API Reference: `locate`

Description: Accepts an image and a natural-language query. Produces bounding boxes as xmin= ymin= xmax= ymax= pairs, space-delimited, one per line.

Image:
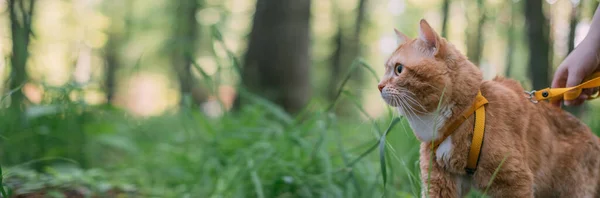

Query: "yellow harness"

xmin=432 ymin=91 xmax=488 ymax=174
xmin=440 ymin=72 xmax=600 ymax=174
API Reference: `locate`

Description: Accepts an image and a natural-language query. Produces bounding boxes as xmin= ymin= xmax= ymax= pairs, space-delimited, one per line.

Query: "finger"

xmin=552 ymin=66 xmax=568 ymax=88
xmin=583 ymin=87 xmax=599 ymax=97
xmin=564 ymin=69 xmax=586 ymax=106
xmin=565 ymin=69 xmax=585 ymax=88
xmin=551 ymin=99 xmax=562 ymax=107
xmin=582 ymin=88 xmax=595 ymax=95
xmin=566 ymin=95 xmax=588 ymax=106
xmin=567 ymin=98 xmax=586 ymax=106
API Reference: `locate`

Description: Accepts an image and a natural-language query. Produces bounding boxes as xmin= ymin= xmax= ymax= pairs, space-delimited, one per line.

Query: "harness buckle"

xmin=524 ymin=90 xmax=538 ymax=104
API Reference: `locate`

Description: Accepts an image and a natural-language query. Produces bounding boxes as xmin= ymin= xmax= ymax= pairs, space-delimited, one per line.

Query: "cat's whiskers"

xmin=396 ymin=89 xmax=428 ymax=114
xmin=402 ymin=95 xmax=428 ymax=113
xmin=399 ymin=95 xmax=425 ymax=124
xmin=401 ymin=98 xmax=423 ymax=117
xmin=395 ymin=97 xmax=413 ymax=120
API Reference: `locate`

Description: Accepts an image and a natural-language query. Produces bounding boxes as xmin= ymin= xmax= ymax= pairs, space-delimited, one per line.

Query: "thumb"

xmin=551 ymin=66 xmax=567 ymax=88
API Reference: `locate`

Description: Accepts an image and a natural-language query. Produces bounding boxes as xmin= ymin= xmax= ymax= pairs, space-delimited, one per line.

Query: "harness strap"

xmin=432 ymin=91 xmax=487 ymax=174
xmin=466 ymin=102 xmax=486 ymax=174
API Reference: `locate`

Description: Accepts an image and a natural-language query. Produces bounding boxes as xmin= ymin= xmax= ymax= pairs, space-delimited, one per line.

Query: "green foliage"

xmin=3 ymin=166 xmax=135 ymax=197
xmin=0 ymin=86 xmax=426 ymax=197
xmin=105 ymin=103 xmax=413 ymax=197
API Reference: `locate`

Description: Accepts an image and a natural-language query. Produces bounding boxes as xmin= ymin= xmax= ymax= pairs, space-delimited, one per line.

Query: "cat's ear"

xmin=418 ymin=19 xmax=440 ymax=54
xmin=394 ymin=28 xmax=409 ymax=46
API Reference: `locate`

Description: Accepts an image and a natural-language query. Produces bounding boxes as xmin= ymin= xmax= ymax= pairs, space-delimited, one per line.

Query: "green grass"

xmin=0 ymin=91 xmax=426 ymax=197
xmin=0 ymin=60 xmax=516 ymax=197
xmin=5 ymin=84 xmax=600 ymax=197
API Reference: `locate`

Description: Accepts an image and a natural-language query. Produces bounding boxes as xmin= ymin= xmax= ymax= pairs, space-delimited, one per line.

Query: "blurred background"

xmin=0 ymin=0 xmax=599 ymax=197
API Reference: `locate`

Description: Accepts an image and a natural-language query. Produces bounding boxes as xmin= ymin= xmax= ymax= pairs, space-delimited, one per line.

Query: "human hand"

xmin=551 ymin=40 xmax=600 ymax=107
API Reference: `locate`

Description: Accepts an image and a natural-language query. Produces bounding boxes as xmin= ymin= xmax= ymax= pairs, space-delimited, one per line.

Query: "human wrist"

xmin=580 ymin=31 xmax=600 ymax=53
xmin=584 ymin=29 xmax=600 ymax=45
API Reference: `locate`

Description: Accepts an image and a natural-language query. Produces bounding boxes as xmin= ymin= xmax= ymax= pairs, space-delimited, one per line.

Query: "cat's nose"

xmin=378 ymin=84 xmax=385 ymax=92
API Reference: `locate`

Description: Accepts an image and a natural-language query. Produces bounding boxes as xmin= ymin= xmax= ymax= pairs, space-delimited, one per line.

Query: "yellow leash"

xmin=525 ymin=72 xmax=600 ymax=103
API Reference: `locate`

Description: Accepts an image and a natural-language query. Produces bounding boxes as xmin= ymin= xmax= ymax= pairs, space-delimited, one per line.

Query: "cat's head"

xmin=378 ymin=19 xmax=482 ymax=115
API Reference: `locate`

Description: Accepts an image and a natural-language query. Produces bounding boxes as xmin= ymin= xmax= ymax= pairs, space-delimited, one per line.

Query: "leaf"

xmin=357 ymin=58 xmax=381 ymax=83
xmin=379 ymin=117 xmax=400 ymax=191
xmin=250 ymin=170 xmax=264 ymax=198
xmin=236 ymin=88 xmax=293 ymax=125
xmin=0 ymin=83 xmax=25 ymax=103
xmin=0 ymin=166 xmax=8 ymax=198
xmin=25 ymin=105 xmax=61 ymax=119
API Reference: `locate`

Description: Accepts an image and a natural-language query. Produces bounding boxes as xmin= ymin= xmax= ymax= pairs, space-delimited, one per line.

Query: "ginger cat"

xmin=378 ymin=19 xmax=600 ymax=197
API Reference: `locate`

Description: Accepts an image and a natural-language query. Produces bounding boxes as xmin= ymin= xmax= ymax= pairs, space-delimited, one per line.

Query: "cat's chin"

xmin=382 ymin=99 xmax=399 ymax=107
xmin=382 ymin=100 xmax=397 ymax=107
xmin=395 ymin=107 xmax=407 ymax=116
xmin=380 ymin=92 xmax=399 ymax=107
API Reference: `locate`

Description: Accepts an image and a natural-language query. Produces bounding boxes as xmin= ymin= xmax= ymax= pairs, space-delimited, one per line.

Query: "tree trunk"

xmin=103 ymin=0 xmax=133 ymax=104
xmin=594 ymin=0 xmax=600 ymax=18
xmin=239 ymin=0 xmax=312 ymax=114
xmin=441 ymin=0 xmax=451 ymax=38
xmin=466 ymin=0 xmax=485 ymax=65
xmin=568 ymin=2 xmax=581 ymax=53
xmin=327 ymin=0 xmax=368 ymax=109
xmin=104 ymin=35 xmax=119 ymax=103
xmin=328 ymin=25 xmax=343 ymax=101
xmin=171 ymin=0 xmax=202 ymax=107
xmin=354 ymin=0 xmax=368 ymax=42
xmin=8 ymin=0 xmax=34 ymax=112
xmin=505 ymin=0 xmax=517 ymax=77
xmin=524 ymin=0 xmax=550 ymax=90
xmin=7 ymin=0 xmax=35 ymax=169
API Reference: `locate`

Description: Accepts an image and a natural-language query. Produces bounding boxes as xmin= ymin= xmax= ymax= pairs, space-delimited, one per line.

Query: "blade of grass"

xmin=0 ymin=165 xmax=8 ymax=198
xmin=356 ymin=58 xmax=380 ymax=83
xmin=342 ymin=90 xmax=378 ymax=130
xmin=188 ymin=54 xmax=213 ymax=82
xmin=0 ymin=83 xmax=24 ymax=103
xmin=379 ymin=117 xmax=401 ymax=191
xmin=3 ymin=157 xmax=79 ymax=178
xmin=131 ymin=52 xmax=144 ymax=74
xmin=385 ymin=147 xmax=395 ymax=194
xmin=236 ymin=87 xmax=293 ymax=124
xmin=187 ymin=55 xmax=228 ymax=112
xmin=250 ymin=169 xmax=265 ymax=198
xmin=481 ymin=153 xmax=509 ymax=197
xmin=345 ymin=117 xmax=402 ymax=168
xmin=339 ymin=130 xmax=389 ymax=183
xmin=222 ymin=151 xmax=276 ymax=193
xmin=326 ymin=59 xmax=360 ymax=112
xmin=427 ymin=86 xmax=447 ymax=198
xmin=211 ymin=25 xmax=241 ymax=75
xmin=329 ymin=113 xmax=362 ymax=196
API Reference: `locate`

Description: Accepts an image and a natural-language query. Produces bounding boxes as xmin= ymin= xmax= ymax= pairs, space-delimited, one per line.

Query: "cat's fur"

xmin=378 ymin=19 xmax=600 ymax=197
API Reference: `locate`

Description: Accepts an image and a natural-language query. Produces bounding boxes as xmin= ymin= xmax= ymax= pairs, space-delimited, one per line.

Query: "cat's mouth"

xmin=380 ymin=87 xmax=401 ymax=107
xmin=381 ymin=87 xmax=428 ymax=115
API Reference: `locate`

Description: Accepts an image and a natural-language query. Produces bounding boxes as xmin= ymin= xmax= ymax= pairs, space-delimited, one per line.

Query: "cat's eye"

xmin=394 ymin=64 xmax=403 ymax=75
